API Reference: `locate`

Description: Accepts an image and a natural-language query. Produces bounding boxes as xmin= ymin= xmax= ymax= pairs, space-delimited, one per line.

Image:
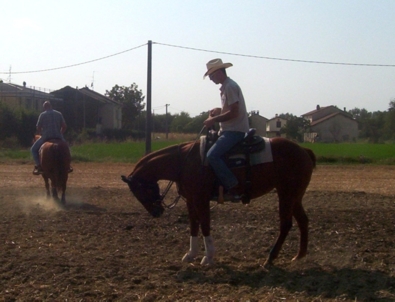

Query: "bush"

xmin=0 ymin=101 xmax=151 ymax=146
xmin=64 ymin=128 xmax=146 ymax=145
xmin=0 ymin=136 xmax=20 ymax=149
xmin=102 ymin=128 xmax=145 ymax=141
xmin=0 ymin=103 xmax=37 ymax=147
xmin=16 ymin=110 xmax=37 ymax=147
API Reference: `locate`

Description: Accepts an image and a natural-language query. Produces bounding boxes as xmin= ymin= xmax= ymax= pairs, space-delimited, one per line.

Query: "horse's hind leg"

xmin=44 ymin=177 xmax=50 ymax=198
xmin=60 ymin=191 xmax=66 ymax=205
xmin=292 ymin=201 xmax=308 ymax=261
xmin=264 ymin=197 xmax=293 ymax=267
xmin=60 ymin=185 xmax=66 ymax=205
xmin=51 ymin=186 xmax=59 ymax=201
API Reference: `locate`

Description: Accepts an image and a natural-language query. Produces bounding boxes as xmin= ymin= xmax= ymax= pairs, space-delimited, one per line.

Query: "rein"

xmin=159 ymin=126 xmax=205 ymax=209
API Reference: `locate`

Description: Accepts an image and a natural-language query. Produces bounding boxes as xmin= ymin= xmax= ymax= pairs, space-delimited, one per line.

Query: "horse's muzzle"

xmin=151 ymin=203 xmax=165 ymax=218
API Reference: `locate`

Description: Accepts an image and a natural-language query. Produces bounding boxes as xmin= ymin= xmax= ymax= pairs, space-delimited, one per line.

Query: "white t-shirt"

xmin=219 ymin=77 xmax=249 ymax=133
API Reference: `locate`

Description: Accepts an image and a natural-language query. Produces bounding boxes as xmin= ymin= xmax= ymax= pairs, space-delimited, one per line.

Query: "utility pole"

xmin=145 ymin=40 xmax=152 ymax=154
xmin=165 ymin=104 xmax=170 ymax=139
xmin=152 ymin=109 xmax=155 ymax=139
xmin=7 ymin=66 xmax=11 ymax=83
xmin=91 ymin=71 xmax=95 ymax=90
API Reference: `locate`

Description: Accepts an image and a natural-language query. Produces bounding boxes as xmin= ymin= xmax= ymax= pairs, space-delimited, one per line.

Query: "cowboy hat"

xmin=203 ymin=58 xmax=233 ymax=78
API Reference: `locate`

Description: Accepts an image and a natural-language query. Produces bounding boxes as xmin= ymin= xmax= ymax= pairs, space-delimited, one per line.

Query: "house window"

xmin=276 ymin=120 xmax=281 ymax=128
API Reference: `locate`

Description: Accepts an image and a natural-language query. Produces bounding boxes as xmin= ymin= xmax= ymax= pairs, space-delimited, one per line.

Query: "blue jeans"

xmin=206 ymin=131 xmax=245 ymax=190
xmin=31 ymin=135 xmax=65 ymax=166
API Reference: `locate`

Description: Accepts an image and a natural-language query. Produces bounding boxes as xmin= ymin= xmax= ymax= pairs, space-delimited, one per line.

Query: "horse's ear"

xmin=121 ymin=175 xmax=131 ymax=184
xmin=122 ymin=175 xmax=141 ymax=190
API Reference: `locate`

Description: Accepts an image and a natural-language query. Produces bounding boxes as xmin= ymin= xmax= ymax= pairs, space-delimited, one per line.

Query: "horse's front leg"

xmin=198 ymin=198 xmax=215 ymax=266
xmin=201 ymin=235 xmax=215 ymax=266
xmin=181 ymin=196 xmax=215 ymax=265
xmin=182 ymin=200 xmax=200 ymax=263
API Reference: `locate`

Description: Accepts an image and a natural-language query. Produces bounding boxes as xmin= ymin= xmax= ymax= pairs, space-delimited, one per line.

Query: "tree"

xmin=183 ymin=112 xmax=209 ymax=133
xmin=278 ymin=113 xmax=310 ymax=142
xmin=383 ymin=99 xmax=395 ymax=140
xmin=170 ymin=112 xmax=192 ymax=133
xmin=105 ymin=83 xmax=145 ymax=130
xmin=152 ymin=113 xmax=175 ymax=133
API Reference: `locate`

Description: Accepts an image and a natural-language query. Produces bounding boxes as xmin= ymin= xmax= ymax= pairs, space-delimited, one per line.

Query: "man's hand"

xmin=209 ymin=108 xmax=221 ymax=117
xmin=203 ymin=116 xmax=216 ymax=129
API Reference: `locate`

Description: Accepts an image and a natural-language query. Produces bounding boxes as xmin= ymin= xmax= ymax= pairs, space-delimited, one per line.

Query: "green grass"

xmin=2 ymin=140 xmax=395 ymax=164
xmin=0 ymin=139 xmax=192 ymax=164
xmin=71 ymin=140 xmax=186 ymax=163
xmin=301 ymin=142 xmax=395 ymax=164
xmin=0 ymin=149 xmax=32 ymax=162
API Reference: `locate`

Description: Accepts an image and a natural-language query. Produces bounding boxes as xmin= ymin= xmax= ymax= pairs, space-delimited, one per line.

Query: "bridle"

xmin=159 ymin=126 xmax=205 ymax=209
xmin=158 ymin=181 xmax=182 ymax=209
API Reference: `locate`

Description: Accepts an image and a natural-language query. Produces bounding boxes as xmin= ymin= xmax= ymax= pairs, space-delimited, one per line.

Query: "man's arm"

xmin=60 ymin=121 xmax=67 ymax=134
xmin=203 ymin=102 xmax=239 ymax=128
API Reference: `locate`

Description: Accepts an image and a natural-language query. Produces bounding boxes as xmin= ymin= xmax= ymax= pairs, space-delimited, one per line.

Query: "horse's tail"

xmin=51 ymin=143 xmax=69 ymax=189
xmin=304 ymin=148 xmax=316 ymax=169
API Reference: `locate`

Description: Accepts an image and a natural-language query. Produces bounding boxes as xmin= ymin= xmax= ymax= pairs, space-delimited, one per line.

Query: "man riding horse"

xmin=203 ymin=58 xmax=249 ymax=202
xmin=31 ymin=101 xmax=73 ymax=175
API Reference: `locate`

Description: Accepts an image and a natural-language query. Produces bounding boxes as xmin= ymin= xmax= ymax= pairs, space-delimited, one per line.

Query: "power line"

xmin=154 ymin=42 xmax=395 ymax=67
xmin=3 ymin=41 xmax=395 ymax=76
xmin=152 ymin=105 xmax=166 ymax=111
xmin=0 ymin=43 xmax=147 ymax=74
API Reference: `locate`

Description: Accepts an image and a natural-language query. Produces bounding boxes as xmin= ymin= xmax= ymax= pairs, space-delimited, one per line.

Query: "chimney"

xmin=23 ymin=81 xmax=26 ymax=87
xmin=316 ymin=105 xmax=320 ymax=110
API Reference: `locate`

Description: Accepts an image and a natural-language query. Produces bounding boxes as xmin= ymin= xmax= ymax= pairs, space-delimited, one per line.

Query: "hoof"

xmin=182 ymin=253 xmax=196 ymax=263
xmin=200 ymin=256 xmax=214 ymax=266
xmin=292 ymin=253 xmax=306 ymax=262
xmin=263 ymin=258 xmax=273 ymax=268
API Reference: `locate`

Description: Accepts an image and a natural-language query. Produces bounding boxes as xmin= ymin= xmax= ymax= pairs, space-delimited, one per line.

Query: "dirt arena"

xmin=1 ymin=163 xmax=395 ymax=301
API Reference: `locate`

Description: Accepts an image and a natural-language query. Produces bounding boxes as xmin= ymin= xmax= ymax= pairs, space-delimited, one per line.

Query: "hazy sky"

xmin=2 ymin=0 xmax=395 ymax=119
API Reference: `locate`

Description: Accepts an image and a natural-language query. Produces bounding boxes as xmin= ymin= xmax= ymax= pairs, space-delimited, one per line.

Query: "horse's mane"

xmin=132 ymin=141 xmax=198 ymax=175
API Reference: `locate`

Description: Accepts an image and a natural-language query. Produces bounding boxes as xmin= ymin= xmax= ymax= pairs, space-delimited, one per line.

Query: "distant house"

xmin=249 ymin=110 xmax=268 ymax=136
xmin=266 ymin=114 xmax=287 ymax=138
xmin=0 ymin=81 xmax=62 ymax=111
xmin=302 ymin=105 xmax=358 ymax=142
xmin=51 ymin=86 xmax=122 ymax=131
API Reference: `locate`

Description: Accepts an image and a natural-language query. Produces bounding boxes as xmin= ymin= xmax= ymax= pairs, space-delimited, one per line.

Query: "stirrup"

xmin=33 ymin=166 xmax=43 ymax=175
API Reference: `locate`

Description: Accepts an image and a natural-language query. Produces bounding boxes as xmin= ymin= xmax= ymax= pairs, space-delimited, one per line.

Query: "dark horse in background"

xmin=122 ymin=136 xmax=316 ymax=266
xmin=35 ymin=135 xmax=71 ymax=204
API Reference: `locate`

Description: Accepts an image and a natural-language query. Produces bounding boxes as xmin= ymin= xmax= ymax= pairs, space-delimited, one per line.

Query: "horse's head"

xmin=121 ymin=175 xmax=164 ymax=218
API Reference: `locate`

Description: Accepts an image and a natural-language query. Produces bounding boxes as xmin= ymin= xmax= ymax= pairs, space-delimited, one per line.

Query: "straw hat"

xmin=203 ymin=58 xmax=233 ymax=78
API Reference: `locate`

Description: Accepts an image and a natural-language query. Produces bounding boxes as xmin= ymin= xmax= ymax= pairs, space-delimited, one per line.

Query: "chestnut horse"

xmin=122 ymin=137 xmax=316 ymax=266
xmin=37 ymin=136 xmax=71 ymax=204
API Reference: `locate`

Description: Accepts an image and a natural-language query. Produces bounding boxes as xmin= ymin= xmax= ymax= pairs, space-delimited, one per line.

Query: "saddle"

xmin=204 ymin=128 xmax=265 ymax=165
xmin=203 ymin=128 xmax=266 ymax=204
xmin=44 ymin=137 xmax=64 ymax=143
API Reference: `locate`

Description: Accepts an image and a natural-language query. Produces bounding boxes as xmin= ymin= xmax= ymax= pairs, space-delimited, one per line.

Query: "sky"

xmin=2 ymin=0 xmax=395 ymax=119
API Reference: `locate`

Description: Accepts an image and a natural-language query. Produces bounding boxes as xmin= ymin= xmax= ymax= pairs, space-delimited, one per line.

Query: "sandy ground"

xmin=1 ymin=163 xmax=395 ymax=301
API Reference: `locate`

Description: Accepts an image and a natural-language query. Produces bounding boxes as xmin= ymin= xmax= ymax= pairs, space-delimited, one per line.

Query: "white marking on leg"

xmin=182 ymin=236 xmax=199 ymax=263
xmin=201 ymin=235 xmax=215 ymax=265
